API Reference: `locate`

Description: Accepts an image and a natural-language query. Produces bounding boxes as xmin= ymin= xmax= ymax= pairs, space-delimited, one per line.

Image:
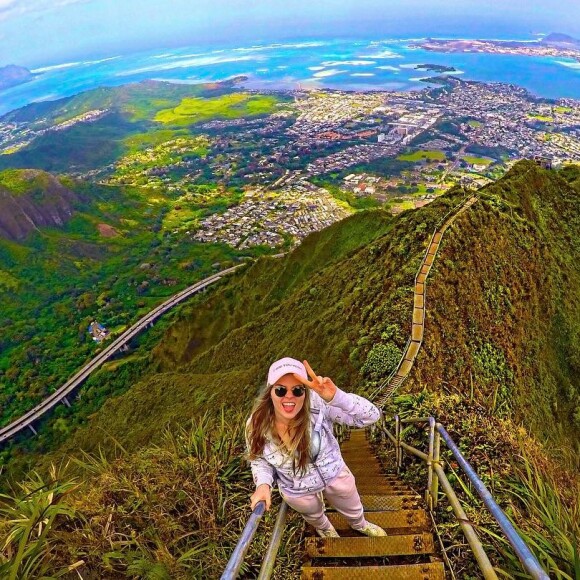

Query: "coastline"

xmin=2 ymin=36 xmax=580 ymax=117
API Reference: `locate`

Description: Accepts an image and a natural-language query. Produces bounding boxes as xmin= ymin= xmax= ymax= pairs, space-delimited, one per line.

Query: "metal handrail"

xmin=257 ymin=501 xmax=288 ymax=580
xmin=437 ymin=424 xmax=549 ymax=580
xmin=374 ymin=415 xmax=549 ymax=580
xmin=221 ymin=501 xmax=266 ymax=580
xmin=222 ymin=500 xmax=289 ymax=580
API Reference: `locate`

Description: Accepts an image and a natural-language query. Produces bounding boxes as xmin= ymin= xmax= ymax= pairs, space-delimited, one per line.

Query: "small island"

xmin=412 ymin=32 xmax=580 ymax=63
xmin=415 ymin=63 xmax=457 ymax=73
xmin=0 ymin=65 xmax=35 ymax=91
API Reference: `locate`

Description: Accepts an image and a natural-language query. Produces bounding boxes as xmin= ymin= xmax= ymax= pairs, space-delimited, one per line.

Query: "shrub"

xmin=361 ymin=342 xmax=402 ymax=379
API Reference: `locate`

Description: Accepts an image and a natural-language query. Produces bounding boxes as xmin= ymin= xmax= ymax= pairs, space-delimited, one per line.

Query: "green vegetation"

xmin=0 ymin=174 xmax=273 ymax=431
xmin=124 ymin=129 xmax=190 ymax=152
xmin=154 ymin=94 xmax=282 ymax=126
xmin=374 ymin=389 xmax=580 ymax=579
xmin=2 ymin=158 xmax=580 ymax=578
xmin=554 ymin=106 xmax=573 ymax=114
xmin=361 ymin=342 xmax=402 ymax=378
xmin=0 ymin=112 xmax=137 ymax=173
xmin=467 ymin=120 xmax=483 ymax=128
xmin=311 ymin=181 xmax=382 ymax=210
xmin=397 ymin=149 xmax=446 ymax=162
xmin=462 ymin=155 xmax=493 ymax=166
xmin=465 ymin=143 xmax=515 ymax=159
xmin=0 ymin=83 xmax=287 ymax=173
xmin=0 ymin=269 xmax=18 ymax=290
xmin=528 ymin=113 xmax=554 ymax=122
xmin=109 ymin=135 xmax=211 ymax=188
xmin=0 ymin=412 xmax=305 ymax=579
xmin=0 ymin=169 xmax=52 ymax=195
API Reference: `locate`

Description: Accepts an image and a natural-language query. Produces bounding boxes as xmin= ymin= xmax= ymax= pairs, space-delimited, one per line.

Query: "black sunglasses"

xmin=272 ymin=385 xmax=306 ymax=397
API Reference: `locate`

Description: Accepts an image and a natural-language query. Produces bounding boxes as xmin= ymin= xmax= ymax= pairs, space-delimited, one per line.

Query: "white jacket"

xmin=249 ymin=388 xmax=380 ymax=497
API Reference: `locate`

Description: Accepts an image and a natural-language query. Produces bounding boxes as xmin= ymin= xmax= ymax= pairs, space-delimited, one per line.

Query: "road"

xmin=0 ymin=265 xmax=242 ymax=444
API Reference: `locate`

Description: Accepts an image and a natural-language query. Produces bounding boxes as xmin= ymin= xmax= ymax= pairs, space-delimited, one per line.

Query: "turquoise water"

xmin=1 ymin=38 xmax=579 ymax=116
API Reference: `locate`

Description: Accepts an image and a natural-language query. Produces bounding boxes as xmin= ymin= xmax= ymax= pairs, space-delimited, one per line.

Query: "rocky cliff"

xmin=0 ymin=170 xmax=80 ymax=240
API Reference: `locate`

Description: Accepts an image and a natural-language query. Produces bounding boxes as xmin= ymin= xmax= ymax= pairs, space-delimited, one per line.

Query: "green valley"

xmin=1 ymin=161 xmax=579 ymax=579
xmin=0 ymin=73 xmax=579 ymax=580
xmin=154 ymin=93 xmax=284 ymax=125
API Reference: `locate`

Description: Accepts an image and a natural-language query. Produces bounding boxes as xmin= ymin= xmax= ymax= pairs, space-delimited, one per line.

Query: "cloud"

xmin=114 ymin=54 xmax=260 ymax=77
xmin=312 ymin=68 xmax=347 ymax=78
xmin=0 ymin=0 xmax=92 ymax=22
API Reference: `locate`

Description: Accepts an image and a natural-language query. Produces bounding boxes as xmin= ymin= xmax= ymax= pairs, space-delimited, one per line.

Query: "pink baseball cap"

xmin=267 ymin=357 xmax=307 ymax=385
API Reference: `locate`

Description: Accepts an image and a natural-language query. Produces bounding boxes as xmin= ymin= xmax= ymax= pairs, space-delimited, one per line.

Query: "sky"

xmin=1 ymin=0 xmax=580 ymax=68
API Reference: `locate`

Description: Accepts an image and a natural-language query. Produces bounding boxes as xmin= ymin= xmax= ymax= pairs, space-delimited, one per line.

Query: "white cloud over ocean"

xmin=312 ymin=68 xmax=347 ymax=78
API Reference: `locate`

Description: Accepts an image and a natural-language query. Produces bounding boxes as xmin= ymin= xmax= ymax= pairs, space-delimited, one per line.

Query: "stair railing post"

xmin=431 ymin=430 xmax=441 ymax=509
xmin=395 ymin=415 xmax=402 ymax=473
xmin=426 ymin=417 xmax=435 ymax=510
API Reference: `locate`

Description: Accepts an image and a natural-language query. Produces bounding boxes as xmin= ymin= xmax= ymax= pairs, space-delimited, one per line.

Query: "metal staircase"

xmin=301 ymin=428 xmax=445 ymax=579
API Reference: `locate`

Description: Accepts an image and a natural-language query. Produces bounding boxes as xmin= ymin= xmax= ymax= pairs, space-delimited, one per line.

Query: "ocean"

xmin=1 ymin=37 xmax=579 ymax=116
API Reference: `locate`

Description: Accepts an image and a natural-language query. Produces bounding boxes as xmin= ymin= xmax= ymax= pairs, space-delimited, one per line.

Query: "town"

xmin=1 ymin=76 xmax=579 ymax=249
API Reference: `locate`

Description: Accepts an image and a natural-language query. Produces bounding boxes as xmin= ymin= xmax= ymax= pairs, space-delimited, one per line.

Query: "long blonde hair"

xmin=246 ymin=383 xmax=312 ymax=474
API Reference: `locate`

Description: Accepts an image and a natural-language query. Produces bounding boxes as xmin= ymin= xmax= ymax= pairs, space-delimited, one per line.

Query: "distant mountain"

xmin=541 ymin=32 xmax=580 ymax=47
xmin=0 ymin=169 xmax=80 ymax=240
xmin=0 ymin=65 xmax=34 ymax=91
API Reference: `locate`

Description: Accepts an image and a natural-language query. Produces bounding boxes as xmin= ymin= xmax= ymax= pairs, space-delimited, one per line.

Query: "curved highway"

xmin=0 ymin=264 xmax=243 ymax=444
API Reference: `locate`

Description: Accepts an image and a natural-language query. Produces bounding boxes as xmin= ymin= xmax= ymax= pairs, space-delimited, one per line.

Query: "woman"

xmin=246 ymin=357 xmax=387 ymax=538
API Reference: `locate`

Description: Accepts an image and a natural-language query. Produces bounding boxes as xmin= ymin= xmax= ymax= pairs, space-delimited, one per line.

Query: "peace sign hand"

xmin=293 ymin=360 xmax=337 ymax=403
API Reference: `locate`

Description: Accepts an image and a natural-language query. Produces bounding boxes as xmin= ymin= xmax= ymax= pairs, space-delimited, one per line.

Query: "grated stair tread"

xmin=301 ymin=561 xmax=445 ymax=579
xmin=305 ymin=533 xmax=435 ymax=557
xmin=327 ymin=509 xmax=430 ymax=530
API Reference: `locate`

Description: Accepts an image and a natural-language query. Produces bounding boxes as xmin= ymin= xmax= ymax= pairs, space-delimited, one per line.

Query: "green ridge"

xmin=1 ymin=161 xmax=579 ymax=579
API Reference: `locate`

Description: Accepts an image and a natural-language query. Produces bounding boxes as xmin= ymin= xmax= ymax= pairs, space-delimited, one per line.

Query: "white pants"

xmin=281 ymin=467 xmax=366 ymax=531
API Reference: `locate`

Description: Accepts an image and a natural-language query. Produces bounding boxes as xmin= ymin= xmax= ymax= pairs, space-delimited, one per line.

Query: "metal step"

xmin=327 ymin=509 xmax=430 ymax=530
xmin=301 ymin=561 xmax=445 ymax=579
xmin=356 ymin=488 xmax=419 ymax=496
xmin=305 ymin=533 xmax=435 ymax=557
xmin=359 ymin=495 xmax=422 ymax=511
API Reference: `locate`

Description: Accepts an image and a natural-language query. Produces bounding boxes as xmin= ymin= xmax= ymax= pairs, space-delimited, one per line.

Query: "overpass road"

xmin=0 ymin=264 xmax=242 ymax=445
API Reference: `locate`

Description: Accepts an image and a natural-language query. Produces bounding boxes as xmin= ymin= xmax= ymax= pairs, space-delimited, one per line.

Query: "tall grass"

xmin=501 ymin=454 xmax=580 ymax=580
xmin=0 ymin=465 xmax=82 ymax=579
xmin=375 ymin=391 xmax=579 ymax=579
xmin=0 ymin=409 xmax=305 ymax=578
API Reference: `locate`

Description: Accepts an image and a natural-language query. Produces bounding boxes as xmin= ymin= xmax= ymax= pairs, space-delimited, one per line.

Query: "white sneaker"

xmin=356 ymin=522 xmax=387 ymax=537
xmin=316 ymin=524 xmax=340 ymax=538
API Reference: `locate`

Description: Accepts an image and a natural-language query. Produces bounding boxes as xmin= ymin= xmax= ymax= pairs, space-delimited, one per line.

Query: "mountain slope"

xmin=31 ymin=163 xmax=578 ymax=462
xmin=3 ymin=161 xmax=580 ymax=579
xmin=411 ymin=161 xmax=580 ymax=449
xmin=0 ymin=170 xmax=81 ymax=240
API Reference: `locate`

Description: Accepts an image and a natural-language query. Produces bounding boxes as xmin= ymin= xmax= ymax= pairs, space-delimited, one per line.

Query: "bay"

xmin=1 ymin=37 xmax=579 ymax=116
